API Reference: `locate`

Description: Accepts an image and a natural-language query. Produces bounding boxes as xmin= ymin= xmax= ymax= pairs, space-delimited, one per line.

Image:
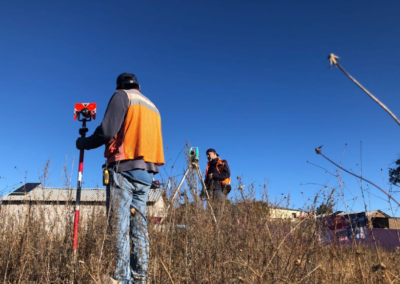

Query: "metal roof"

xmin=271 ymin=207 xmax=301 ymax=212
xmin=0 ymin=183 xmax=164 ymax=203
xmin=148 ymin=188 xmax=164 ymax=203
xmin=316 ymin=210 xmax=391 ymax=218
xmin=336 ymin=210 xmax=391 ymax=218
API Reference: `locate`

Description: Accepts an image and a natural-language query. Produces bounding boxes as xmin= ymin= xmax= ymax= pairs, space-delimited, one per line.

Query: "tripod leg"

xmin=197 ymin=167 xmax=207 ymax=190
xmin=170 ymin=166 xmax=191 ymax=205
xmin=195 ymin=166 xmax=218 ymax=225
xmin=159 ymin=166 xmax=191 ymax=226
xmin=196 ymin=166 xmax=211 ymax=199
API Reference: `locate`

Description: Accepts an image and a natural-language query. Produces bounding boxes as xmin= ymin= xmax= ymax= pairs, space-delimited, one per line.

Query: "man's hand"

xmin=208 ymin=173 xmax=213 ymax=179
xmin=76 ymin=137 xmax=85 ymax=150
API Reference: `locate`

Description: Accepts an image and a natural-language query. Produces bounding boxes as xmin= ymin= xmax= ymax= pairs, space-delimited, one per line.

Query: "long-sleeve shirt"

xmin=78 ymin=89 xmax=159 ymax=173
xmin=205 ymin=158 xmax=231 ymax=191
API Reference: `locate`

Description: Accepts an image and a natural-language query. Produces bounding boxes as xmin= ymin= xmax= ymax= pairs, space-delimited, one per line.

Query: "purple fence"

xmin=357 ymin=229 xmax=400 ymax=250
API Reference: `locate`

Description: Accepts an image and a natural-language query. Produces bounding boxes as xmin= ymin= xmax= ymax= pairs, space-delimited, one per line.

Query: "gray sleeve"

xmin=82 ymin=91 xmax=128 ymax=150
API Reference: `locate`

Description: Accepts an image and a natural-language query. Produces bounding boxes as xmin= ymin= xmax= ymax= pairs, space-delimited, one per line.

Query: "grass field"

xmin=1 ymin=184 xmax=399 ymax=284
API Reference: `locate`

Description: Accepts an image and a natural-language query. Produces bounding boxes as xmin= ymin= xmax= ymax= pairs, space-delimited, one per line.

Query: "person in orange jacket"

xmin=76 ymin=73 xmax=164 ymax=284
xmin=203 ymin=148 xmax=231 ymax=202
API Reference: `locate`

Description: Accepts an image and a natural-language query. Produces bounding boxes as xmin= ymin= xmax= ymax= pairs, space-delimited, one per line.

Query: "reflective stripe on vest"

xmin=104 ymin=89 xmax=165 ymax=165
xmin=205 ymin=158 xmax=231 ymax=185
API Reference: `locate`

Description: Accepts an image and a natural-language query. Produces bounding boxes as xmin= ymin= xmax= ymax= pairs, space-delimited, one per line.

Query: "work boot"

xmin=91 ymin=275 xmax=122 ymax=284
xmin=108 ymin=277 xmax=122 ymax=284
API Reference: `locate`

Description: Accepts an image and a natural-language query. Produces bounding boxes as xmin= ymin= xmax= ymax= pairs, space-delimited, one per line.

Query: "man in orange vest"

xmin=76 ymin=73 xmax=164 ymax=284
xmin=204 ymin=148 xmax=231 ymax=202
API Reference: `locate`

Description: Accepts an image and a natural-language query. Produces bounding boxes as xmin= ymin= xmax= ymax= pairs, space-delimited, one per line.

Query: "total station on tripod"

xmin=74 ymin=103 xmax=97 ymax=135
xmin=189 ymin=147 xmax=199 ymax=163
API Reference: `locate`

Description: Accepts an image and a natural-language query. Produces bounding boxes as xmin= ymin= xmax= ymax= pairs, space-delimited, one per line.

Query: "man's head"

xmin=116 ymin=73 xmax=140 ymax=90
xmin=206 ymin=148 xmax=219 ymax=161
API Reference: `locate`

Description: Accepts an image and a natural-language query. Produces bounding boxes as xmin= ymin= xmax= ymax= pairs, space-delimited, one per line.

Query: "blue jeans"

xmin=212 ymin=189 xmax=226 ymax=202
xmin=212 ymin=189 xmax=226 ymax=220
xmin=106 ymin=170 xmax=153 ymax=284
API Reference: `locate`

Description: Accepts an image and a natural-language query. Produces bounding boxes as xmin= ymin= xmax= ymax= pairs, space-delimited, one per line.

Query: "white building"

xmin=0 ymin=182 xmax=165 ymax=228
xmin=269 ymin=207 xmax=303 ymax=219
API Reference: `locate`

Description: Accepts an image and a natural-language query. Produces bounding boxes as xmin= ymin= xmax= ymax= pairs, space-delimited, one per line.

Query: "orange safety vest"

xmin=104 ymin=89 xmax=165 ymax=165
xmin=206 ymin=158 xmax=231 ymax=185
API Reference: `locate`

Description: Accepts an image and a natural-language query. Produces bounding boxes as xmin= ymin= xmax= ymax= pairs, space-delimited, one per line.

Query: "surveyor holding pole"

xmin=76 ymin=73 xmax=164 ymax=284
xmin=202 ymin=148 xmax=231 ymax=205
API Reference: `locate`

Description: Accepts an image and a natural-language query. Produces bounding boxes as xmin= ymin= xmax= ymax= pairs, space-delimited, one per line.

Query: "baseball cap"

xmin=116 ymin=73 xmax=139 ymax=89
xmin=206 ymin=148 xmax=219 ymax=156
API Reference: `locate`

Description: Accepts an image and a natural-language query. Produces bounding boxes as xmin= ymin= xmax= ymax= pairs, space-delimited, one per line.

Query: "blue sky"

xmin=1 ymin=1 xmax=400 ymax=215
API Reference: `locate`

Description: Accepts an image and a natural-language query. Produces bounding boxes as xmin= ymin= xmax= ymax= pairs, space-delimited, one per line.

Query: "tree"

xmin=389 ymin=158 xmax=400 ymax=186
xmin=316 ymin=203 xmax=333 ymax=216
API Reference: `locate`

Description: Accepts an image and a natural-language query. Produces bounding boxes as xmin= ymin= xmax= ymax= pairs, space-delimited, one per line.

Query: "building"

xmin=269 ymin=207 xmax=303 ymax=219
xmin=0 ymin=182 xmax=165 ymax=227
xmin=334 ymin=210 xmax=397 ymax=229
xmin=318 ymin=210 xmax=400 ymax=229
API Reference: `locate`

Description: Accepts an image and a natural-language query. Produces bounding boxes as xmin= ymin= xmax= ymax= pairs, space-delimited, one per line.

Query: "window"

xmin=292 ymin=213 xmax=297 ymax=218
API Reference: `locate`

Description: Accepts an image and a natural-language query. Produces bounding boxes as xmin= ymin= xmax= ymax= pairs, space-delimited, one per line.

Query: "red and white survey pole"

xmin=72 ymin=103 xmax=96 ymax=264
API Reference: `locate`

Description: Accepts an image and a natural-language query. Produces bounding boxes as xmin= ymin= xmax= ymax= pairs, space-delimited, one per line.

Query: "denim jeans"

xmin=212 ymin=189 xmax=226 ymax=203
xmin=106 ymin=170 xmax=153 ymax=284
xmin=212 ymin=189 xmax=226 ymax=220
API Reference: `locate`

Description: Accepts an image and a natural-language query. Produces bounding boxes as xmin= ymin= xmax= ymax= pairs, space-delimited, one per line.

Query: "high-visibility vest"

xmin=206 ymin=158 xmax=231 ymax=185
xmin=104 ymin=89 xmax=165 ymax=165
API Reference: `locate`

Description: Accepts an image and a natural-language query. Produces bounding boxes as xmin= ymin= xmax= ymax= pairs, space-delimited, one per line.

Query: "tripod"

xmin=167 ymin=159 xmax=217 ymax=224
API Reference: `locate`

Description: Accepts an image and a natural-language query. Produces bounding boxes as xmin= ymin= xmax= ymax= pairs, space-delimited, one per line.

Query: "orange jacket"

xmin=104 ymin=89 xmax=165 ymax=165
xmin=205 ymin=158 xmax=231 ymax=187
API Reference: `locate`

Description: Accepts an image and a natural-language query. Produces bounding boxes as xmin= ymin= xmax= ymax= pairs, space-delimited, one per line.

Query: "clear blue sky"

xmin=1 ymin=0 xmax=400 ymax=215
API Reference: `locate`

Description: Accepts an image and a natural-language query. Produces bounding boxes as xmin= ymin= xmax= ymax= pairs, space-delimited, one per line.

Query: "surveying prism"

xmin=72 ymin=103 xmax=97 ymax=267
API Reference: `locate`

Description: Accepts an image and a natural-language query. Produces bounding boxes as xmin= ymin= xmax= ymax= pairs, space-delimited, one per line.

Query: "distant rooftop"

xmin=335 ymin=210 xmax=390 ymax=218
xmin=317 ymin=210 xmax=391 ymax=218
xmin=271 ymin=207 xmax=301 ymax=212
xmin=1 ymin=183 xmax=163 ymax=203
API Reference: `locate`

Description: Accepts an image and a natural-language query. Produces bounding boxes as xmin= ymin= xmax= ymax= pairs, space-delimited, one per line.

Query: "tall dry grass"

xmin=149 ymin=184 xmax=400 ymax=284
xmin=0 ymin=200 xmax=115 ymax=284
xmin=1 ymin=188 xmax=399 ymax=283
xmin=1 ymin=159 xmax=400 ymax=283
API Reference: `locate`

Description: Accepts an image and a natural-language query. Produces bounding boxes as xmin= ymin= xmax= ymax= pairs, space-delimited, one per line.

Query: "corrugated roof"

xmin=317 ymin=210 xmax=392 ymax=218
xmin=271 ymin=207 xmax=301 ymax=212
xmin=336 ymin=210 xmax=390 ymax=218
xmin=1 ymin=184 xmax=164 ymax=203
xmin=1 ymin=186 xmax=105 ymax=202
xmin=148 ymin=188 xmax=163 ymax=203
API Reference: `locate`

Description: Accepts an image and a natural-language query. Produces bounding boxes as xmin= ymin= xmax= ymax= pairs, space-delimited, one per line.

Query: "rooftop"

xmin=1 ymin=183 xmax=163 ymax=203
xmin=317 ymin=210 xmax=391 ymax=218
xmin=335 ymin=210 xmax=390 ymax=218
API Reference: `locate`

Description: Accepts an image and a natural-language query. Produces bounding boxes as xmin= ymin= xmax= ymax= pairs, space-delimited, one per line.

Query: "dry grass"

xmin=1 ymin=156 xmax=400 ymax=283
xmin=0 ymin=201 xmax=115 ymax=284
xmin=149 ymin=190 xmax=400 ymax=284
xmin=1 ymin=188 xmax=400 ymax=284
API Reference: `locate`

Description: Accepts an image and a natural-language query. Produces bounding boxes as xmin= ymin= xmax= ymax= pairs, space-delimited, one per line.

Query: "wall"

xmin=0 ymin=203 xmax=106 ymax=234
xmin=389 ymin=218 xmax=400 ymax=229
xmin=147 ymin=198 xmax=165 ymax=218
xmin=270 ymin=208 xmax=300 ymax=219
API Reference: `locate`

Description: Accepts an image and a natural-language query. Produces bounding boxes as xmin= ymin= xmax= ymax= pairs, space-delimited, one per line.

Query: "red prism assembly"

xmin=74 ymin=103 xmax=97 ymax=120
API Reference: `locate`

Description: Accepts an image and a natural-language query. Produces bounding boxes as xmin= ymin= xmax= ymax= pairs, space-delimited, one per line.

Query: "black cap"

xmin=116 ymin=73 xmax=139 ymax=90
xmin=206 ymin=148 xmax=219 ymax=156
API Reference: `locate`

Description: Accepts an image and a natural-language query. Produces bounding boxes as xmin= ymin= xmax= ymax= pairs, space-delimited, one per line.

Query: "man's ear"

xmin=139 ymin=85 xmax=141 ymax=91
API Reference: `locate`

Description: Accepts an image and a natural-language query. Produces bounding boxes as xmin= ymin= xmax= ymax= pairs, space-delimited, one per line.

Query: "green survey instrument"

xmin=189 ymin=147 xmax=199 ymax=163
